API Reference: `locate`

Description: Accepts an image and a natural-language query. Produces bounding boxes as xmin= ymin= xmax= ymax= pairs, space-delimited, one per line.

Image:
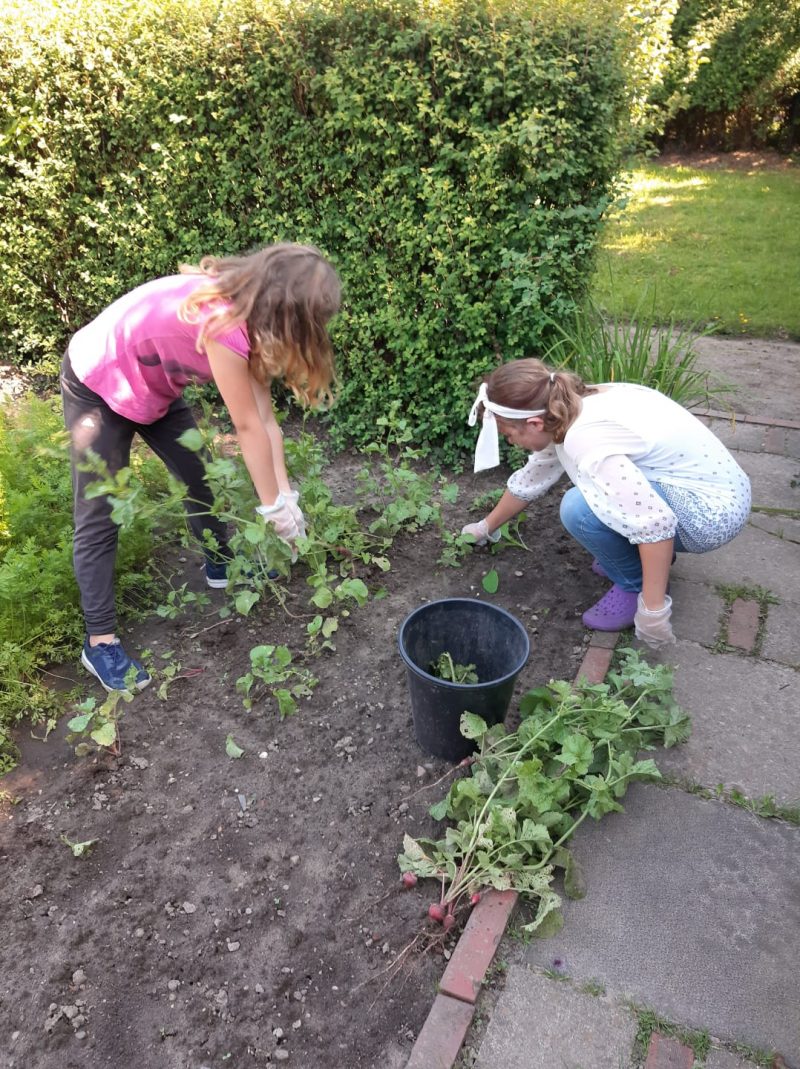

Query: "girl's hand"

xmin=634 ymin=594 xmax=676 ymax=649
xmin=461 ymin=519 xmax=501 ymax=546
xmin=256 ymin=494 xmax=301 ymax=543
xmin=285 ymin=490 xmax=307 ymax=539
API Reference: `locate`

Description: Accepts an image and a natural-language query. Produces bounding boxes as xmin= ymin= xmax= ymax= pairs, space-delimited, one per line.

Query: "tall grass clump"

xmin=544 ymin=297 xmax=733 ymax=410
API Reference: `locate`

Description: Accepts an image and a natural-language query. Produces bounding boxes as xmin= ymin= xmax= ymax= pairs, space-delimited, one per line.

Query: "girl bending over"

xmin=62 ymin=243 xmax=340 ymax=690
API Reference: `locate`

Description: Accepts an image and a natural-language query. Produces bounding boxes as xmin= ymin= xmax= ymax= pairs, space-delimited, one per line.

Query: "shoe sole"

xmin=81 ymin=650 xmax=151 ymax=692
xmin=205 ymin=576 xmax=229 ymax=589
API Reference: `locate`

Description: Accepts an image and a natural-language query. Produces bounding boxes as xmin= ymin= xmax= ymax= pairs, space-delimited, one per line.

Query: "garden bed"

xmin=0 ymin=465 xmax=596 ymax=1069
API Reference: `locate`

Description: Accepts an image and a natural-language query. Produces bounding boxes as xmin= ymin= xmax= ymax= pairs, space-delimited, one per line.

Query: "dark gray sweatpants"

xmin=61 ymin=352 xmax=229 ymax=635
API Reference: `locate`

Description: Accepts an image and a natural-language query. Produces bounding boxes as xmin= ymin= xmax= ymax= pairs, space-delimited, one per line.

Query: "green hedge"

xmin=0 ymin=0 xmax=629 ymax=462
xmin=657 ymin=0 xmax=800 ymax=149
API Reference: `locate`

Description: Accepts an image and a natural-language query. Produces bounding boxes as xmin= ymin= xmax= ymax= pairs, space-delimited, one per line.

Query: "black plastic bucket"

xmin=398 ymin=598 xmax=530 ymax=762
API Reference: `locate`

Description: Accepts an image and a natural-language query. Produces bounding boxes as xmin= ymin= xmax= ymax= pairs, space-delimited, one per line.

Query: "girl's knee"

xmin=559 ymin=486 xmax=588 ymax=535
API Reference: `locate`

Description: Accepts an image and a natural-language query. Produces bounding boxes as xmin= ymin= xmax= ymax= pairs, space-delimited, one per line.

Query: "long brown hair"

xmin=179 ymin=243 xmax=341 ymax=408
xmin=483 ymin=358 xmax=596 ymax=443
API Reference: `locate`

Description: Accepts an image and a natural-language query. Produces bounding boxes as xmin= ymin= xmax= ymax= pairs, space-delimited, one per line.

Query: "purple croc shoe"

xmin=582 ymin=584 xmax=639 ymax=631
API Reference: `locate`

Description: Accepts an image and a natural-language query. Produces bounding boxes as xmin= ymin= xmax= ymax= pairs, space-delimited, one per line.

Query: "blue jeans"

xmin=559 ymin=484 xmax=686 ymax=592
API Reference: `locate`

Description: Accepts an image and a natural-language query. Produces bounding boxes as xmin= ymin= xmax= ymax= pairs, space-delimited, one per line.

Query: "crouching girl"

xmin=462 ymin=359 xmax=751 ymax=648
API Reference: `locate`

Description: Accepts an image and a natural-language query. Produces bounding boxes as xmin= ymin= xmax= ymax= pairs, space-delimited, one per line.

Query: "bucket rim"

xmin=397 ymin=597 xmax=530 ymax=691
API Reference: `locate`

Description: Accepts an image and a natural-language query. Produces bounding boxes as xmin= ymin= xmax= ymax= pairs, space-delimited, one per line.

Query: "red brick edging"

xmin=644 ymin=1032 xmax=695 ymax=1068
xmin=404 ymin=631 xmax=622 ymax=1068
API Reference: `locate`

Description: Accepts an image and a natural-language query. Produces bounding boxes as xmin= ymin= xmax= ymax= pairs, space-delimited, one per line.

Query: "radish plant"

xmin=66 ymin=687 xmax=134 ymax=756
xmin=429 ymin=653 xmax=478 ymax=685
xmin=399 ymin=649 xmax=690 ymax=932
xmin=235 ymin=644 xmax=317 ymax=719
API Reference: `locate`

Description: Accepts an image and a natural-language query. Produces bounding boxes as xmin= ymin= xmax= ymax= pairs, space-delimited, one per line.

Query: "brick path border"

xmin=404 ymin=630 xmax=623 ymax=1068
xmin=699 ymin=408 xmax=800 ymax=431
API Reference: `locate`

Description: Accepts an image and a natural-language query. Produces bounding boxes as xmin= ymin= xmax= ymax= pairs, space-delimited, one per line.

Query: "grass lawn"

xmin=592 ymin=161 xmax=800 ymax=339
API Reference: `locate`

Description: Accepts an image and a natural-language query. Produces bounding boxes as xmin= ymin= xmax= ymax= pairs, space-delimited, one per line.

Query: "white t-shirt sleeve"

xmin=507 ymin=446 xmax=565 ymax=501
xmin=575 ymin=454 xmax=678 ymax=543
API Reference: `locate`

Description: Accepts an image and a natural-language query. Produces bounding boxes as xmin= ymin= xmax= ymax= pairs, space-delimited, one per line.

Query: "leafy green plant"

xmin=429 ymin=653 xmax=479 ymax=685
xmin=355 ymin=407 xmax=460 ymax=535
xmin=398 ymin=649 xmax=690 ymax=930
xmin=235 ymin=644 xmax=318 ymax=719
xmin=657 ymin=0 xmax=800 ymax=150
xmin=66 ymin=689 xmax=134 ymax=756
xmin=0 ymin=396 xmax=165 ymax=768
xmin=543 ymin=296 xmax=731 ymax=410
xmin=60 ymin=835 xmax=98 ymax=858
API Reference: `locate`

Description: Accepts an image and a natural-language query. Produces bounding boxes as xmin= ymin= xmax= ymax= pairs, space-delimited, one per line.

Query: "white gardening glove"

xmin=634 ymin=593 xmax=677 ymax=649
xmin=285 ymin=490 xmax=307 ymax=540
xmin=460 ymin=518 xmax=502 ymax=547
xmin=255 ymin=493 xmax=300 ymax=543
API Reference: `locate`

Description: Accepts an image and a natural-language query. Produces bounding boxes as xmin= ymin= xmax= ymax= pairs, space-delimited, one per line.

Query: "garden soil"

xmin=0 ymin=458 xmax=595 ymax=1069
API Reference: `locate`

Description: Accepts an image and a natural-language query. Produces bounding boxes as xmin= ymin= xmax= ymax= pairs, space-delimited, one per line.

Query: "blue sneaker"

xmin=81 ymin=638 xmax=151 ymax=692
xmin=205 ymin=560 xmax=230 ymax=589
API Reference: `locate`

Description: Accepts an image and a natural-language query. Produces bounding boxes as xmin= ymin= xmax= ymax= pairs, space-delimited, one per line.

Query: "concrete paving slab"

xmin=691 ymin=335 xmax=800 ymax=423
xmin=522 ymin=785 xmax=800 ymax=1057
xmin=649 ymin=642 xmax=800 ymax=803
xmin=706 ymin=418 xmax=768 ymax=454
xmin=473 ymin=965 xmax=638 ymax=1069
xmin=705 ymin=1051 xmax=761 ymax=1069
xmin=733 ymin=451 xmax=800 ymax=512
xmin=785 ymin=428 xmax=800 ymax=460
xmin=668 ymin=577 xmax=724 ymax=646
xmin=748 ymin=512 xmax=800 ymax=546
xmin=673 ymin=523 xmax=800 ymax=602
xmin=760 ymin=598 xmax=800 ymax=669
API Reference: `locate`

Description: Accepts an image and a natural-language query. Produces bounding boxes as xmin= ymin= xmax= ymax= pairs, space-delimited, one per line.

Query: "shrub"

xmin=0 ymin=395 xmax=169 ymax=770
xmin=657 ymin=0 xmax=800 ymax=149
xmin=0 ymin=0 xmax=630 ymax=463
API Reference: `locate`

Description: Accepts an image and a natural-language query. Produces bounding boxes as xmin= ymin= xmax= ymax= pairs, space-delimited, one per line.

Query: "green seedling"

xmin=306 ymin=614 xmax=339 ymax=654
xmin=61 ymin=835 xmax=98 ymax=858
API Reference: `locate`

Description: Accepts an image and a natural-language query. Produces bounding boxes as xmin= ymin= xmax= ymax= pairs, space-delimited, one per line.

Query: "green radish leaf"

xmin=460 ymin=712 xmax=488 ymax=740
xmin=244 ymin=523 xmax=266 ymax=544
xmin=90 ymin=723 xmax=117 ymax=748
xmin=177 ymin=428 xmax=205 ymax=452
xmin=234 ymin=590 xmax=260 ymax=616
xmin=225 ymin=734 xmax=244 ymax=759
xmin=482 ymin=569 xmax=499 ymax=594
xmin=311 ymin=586 xmax=334 ymax=608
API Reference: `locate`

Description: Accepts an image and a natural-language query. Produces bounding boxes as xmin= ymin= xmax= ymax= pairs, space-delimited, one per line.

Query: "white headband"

xmin=467 ymin=382 xmax=546 ymax=472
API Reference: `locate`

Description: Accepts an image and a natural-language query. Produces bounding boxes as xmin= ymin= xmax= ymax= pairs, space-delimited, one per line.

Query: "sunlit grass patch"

xmin=593 ymin=162 xmax=800 ymax=338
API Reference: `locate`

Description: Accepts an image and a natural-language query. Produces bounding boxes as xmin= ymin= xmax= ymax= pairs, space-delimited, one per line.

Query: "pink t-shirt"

xmin=68 ymin=274 xmax=250 ymax=423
